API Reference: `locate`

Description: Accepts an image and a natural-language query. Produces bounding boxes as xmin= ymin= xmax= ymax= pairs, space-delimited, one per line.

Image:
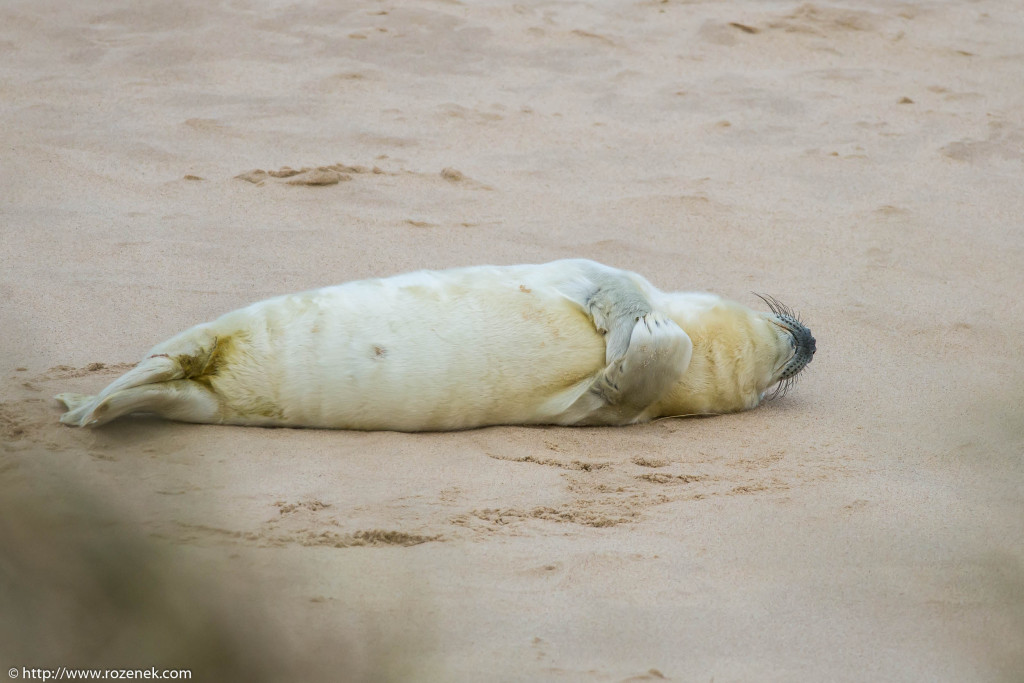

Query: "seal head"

xmin=755 ymin=293 xmax=816 ymax=399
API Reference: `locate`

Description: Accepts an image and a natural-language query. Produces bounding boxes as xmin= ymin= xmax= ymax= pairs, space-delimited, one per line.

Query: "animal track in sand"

xmin=234 ymin=163 xmax=493 ymax=191
xmin=42 ymin=362 xmax=137 ymax=380
xmin=235 ymin=164 xmax=380 ymax=186
xmin=460 ymin=443 xmax=798 ymax=534
xmin=256 ymin=499 xmax=440 ymax=547
xmin=941 ymin=121 xmax=1024 ymax=163
xmin=274 ymin=499 xmax=332 ymax=514
xmin=568 ymin=29 xmax=618 ymax=48
xmin=700 ymin=4 xmax=887 ymax=47
xmin=621 ymin=669 xmax=668 ymax=682
xmin=0 ymin=398 xmax=64 ymax=451
xmin=465 ymin=505 xmax=636 ymax=529
xmin=173 ymin=520 xmax=441 ymax=549
xmin=487 ymin=452 xmax=611 ymax=471
xmin=635 ymin=473 xmax=705 ymax=484
xmin=766 ymin=3 xmax=880 ymax=34
xmin=1 ymin=363 xmax=137 ymax=449
xmin=631 ymin=455 xmax=669 ymax=468
xmin=0 ymin=401 xmax=32 ymax=440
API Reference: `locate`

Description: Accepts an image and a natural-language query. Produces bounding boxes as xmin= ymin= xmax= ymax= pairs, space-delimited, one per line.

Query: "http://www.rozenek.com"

xmin=10 ymin=668 xmax=191 ymax=680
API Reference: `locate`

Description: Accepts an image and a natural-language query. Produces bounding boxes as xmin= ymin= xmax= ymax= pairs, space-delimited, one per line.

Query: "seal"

xmin=56 ymin=259 xmax=815 ymax=431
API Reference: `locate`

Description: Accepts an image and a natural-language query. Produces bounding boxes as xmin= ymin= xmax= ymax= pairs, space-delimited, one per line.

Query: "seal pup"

xmin=56 ymin=259 xmax=815 ymax=431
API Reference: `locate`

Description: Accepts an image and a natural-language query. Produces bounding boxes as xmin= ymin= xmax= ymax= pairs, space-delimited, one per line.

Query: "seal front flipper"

xmin=558 ymin=311 xmax=692 ymax=426
xmin=575 ymin=265 xmax=656 ymax=364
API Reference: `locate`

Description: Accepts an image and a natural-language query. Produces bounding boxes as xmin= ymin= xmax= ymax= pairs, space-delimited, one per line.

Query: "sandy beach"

xmin=2 ymin=0 xmax=1022 ymax=680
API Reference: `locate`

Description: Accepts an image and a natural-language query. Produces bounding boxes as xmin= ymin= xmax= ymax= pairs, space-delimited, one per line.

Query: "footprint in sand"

xmin=235 ymin=164 xmax=383 ymax=186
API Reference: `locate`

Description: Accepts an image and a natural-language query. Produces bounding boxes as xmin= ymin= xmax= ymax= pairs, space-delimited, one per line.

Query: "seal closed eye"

xmin=57 ymin=260 xmax=815 ymax=431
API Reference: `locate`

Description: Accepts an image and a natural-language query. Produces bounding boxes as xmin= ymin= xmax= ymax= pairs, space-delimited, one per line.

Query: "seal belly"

xmin=206 ymin=268 xmax=607 ymax=430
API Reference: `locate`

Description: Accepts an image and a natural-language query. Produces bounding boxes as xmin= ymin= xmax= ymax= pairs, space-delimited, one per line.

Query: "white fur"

xmin=58 ymin=260 xmax=794 ymax=431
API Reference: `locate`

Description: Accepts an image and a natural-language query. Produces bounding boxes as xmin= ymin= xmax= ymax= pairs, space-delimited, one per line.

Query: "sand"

xmin=2 ymin=0 xmax=1022 ymax=680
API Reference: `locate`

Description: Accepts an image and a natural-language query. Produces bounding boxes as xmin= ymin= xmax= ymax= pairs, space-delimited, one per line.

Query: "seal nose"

xmin=807 ymin=332 xmax=816 ymax=357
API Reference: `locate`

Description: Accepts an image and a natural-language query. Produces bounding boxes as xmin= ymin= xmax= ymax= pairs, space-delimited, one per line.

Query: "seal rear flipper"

xmin=61 ymin=380 xmax=222 ymax=428
xmin=57 ymin=328 xmax=223 ymax=428
xmin=88 ymin=354 xmax=186 ymax=403
xmin=55 ymin=392 xmax=92 ymax=411
xmin=92 ymin=327 xmax=225 ymax=400
xmin=58 ymin=393 xmax=99 ymax=426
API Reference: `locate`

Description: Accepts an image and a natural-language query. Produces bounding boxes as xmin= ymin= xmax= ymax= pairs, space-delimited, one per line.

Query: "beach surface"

xmin=2 ymin=0 xmax=1022 ymax=680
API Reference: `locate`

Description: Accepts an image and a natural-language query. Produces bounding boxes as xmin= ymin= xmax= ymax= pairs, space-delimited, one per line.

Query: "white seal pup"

xmin=57 ymin=260 xmax=815 ymax=431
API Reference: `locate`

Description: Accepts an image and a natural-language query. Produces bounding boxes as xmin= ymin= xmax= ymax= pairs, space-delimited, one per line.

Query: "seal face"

xmin=56 ymin=260 xmax=816 ymax=431
xmin=755 ymin=293 xmax=816 ymax=399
